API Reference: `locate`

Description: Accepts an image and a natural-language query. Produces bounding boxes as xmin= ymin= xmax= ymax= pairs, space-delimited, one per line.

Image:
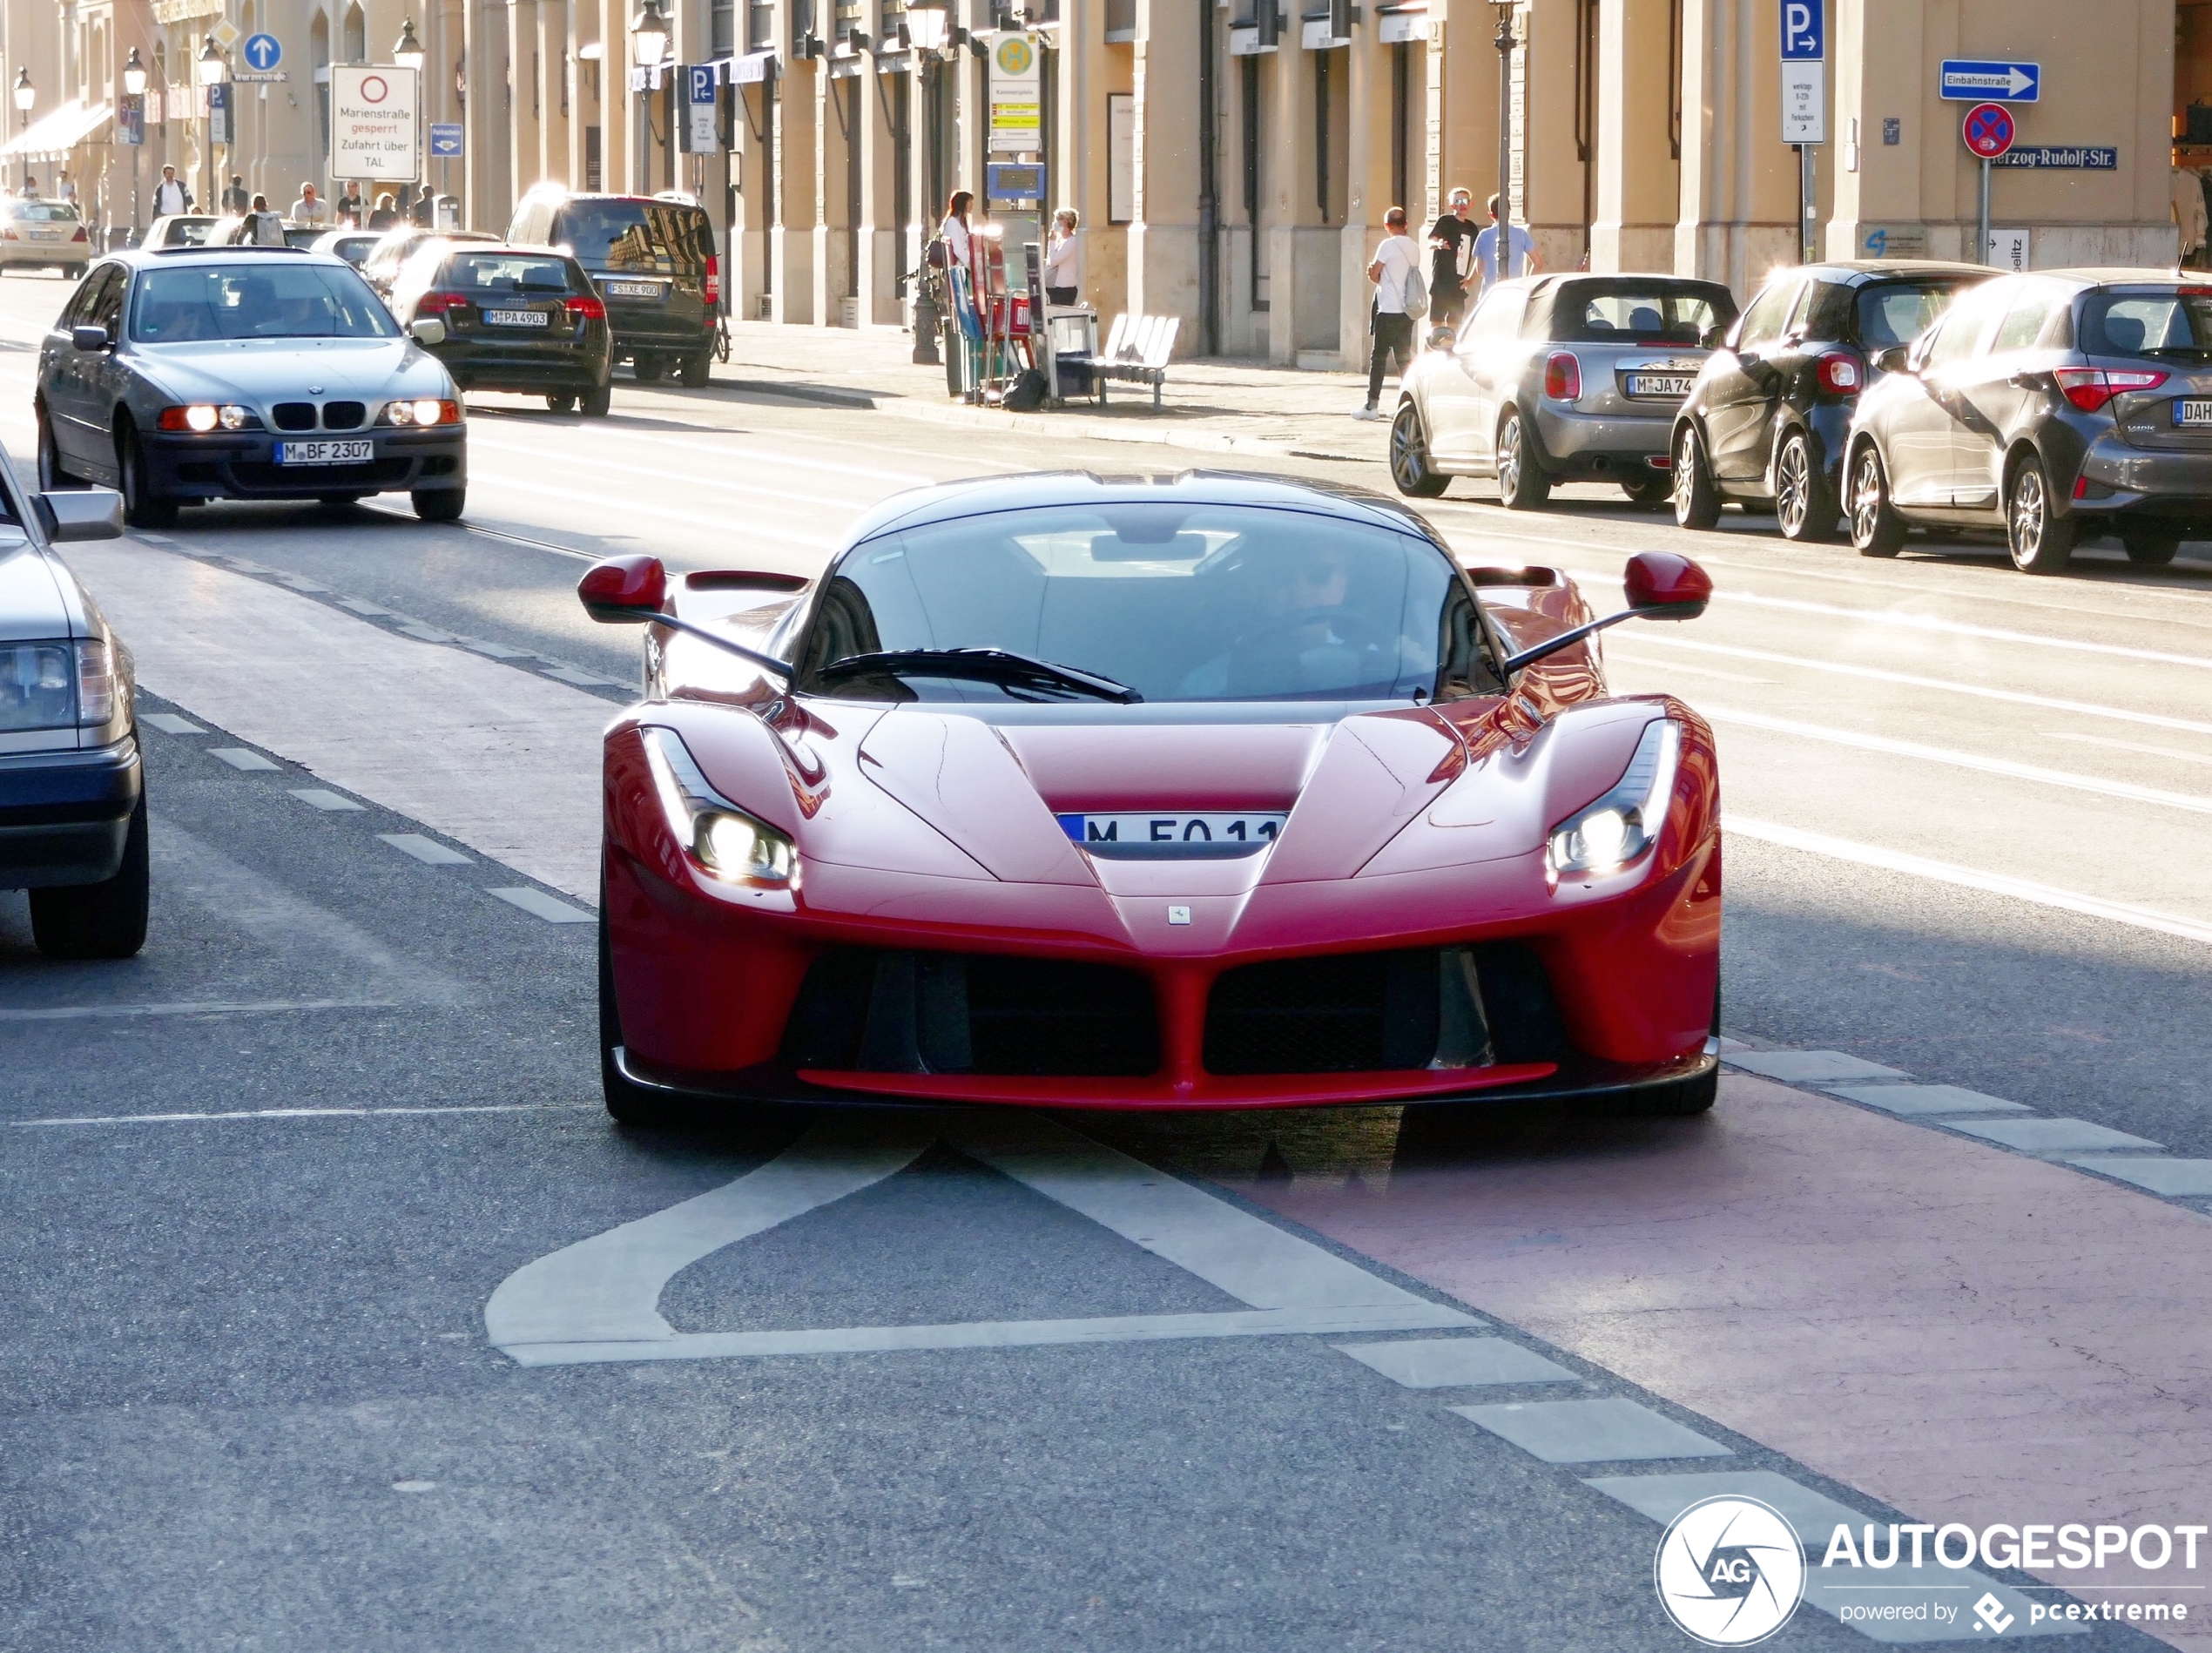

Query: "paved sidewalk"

xmin=714 ymin=319 xmax=1399 ymax=465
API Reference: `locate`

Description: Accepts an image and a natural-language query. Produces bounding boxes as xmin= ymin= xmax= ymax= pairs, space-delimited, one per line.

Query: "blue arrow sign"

xmin=1780 ymin=0 xmax=1824 ymax=61
xmin=1939 ymin=59 xmax=2039 ymax=101
xmin=429 ymin=122 xmax=463 ymax=158
xmin=241 ymin=31 xmax=281 ymax=71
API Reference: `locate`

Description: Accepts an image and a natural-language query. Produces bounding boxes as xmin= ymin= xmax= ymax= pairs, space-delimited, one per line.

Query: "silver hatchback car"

xmin=1391 ymin=274 xmax=1737 ymax=507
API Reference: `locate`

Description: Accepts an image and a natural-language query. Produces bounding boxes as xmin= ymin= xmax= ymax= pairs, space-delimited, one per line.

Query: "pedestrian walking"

xmin=1353 ymin=206 xmax=1422 ymax=422
xmin=18 ymin=177 xmax=37 ymax=199
xmin=56 ymin=170 xmax=77 ymax=206
xmin=1427 ymin=187 xmax=1479 ymax=331
xmin=291 ymin=181 xmax=328 ymax=224
xmin=223 ymin=174 xmax=249 ymax=214
xmin=336 ymin=182 xmax=364 ymax=226
xmin=368 ymin=191 xmax=398 ymax=230
xmin=245 ymin=193 xmax=286 ymax=246
xmin=1044 ymin=208 xmax=1082 ymax=307
xmin=152 ymin=165 xmax=190 ymax=217
xmin=1472 ymin=193 xmax=1540 ymax=295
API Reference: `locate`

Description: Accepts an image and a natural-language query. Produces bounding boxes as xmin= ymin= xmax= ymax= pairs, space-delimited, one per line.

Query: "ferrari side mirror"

xmin=1622 ymin=550 xmax=1713 ymax=621
xmin=578 ymin=554 xmax=668 ymax=623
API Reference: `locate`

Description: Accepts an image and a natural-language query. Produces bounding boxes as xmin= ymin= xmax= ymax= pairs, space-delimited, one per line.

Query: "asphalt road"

xmin=0 ymin=269 xmax=2204 ymax=1652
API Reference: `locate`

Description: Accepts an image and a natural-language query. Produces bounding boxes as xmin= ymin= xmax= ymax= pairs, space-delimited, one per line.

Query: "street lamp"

xmin=124 ymin=49 xmax=148 ymax=239
xmin=197 ymin=35 xmax=225 ymax=216
xmin=394 ymin=20 xmax=426 ymax=220
xmin=629 ymin=0 xmax=671 ymax=194
xmin=12 ymin=71 xmax=32 ymax=195
xmin=906 ymin=5 xmax=950 ymax=52
xmin=1490 ymin=0 xmax=1514 ymax=244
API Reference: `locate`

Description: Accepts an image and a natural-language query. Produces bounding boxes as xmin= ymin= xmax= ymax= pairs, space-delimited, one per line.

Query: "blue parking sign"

xmin=429 ymin=122 xmax=463 ymax=158
xmin=1780 ymin=0 xmax=1823 ymax=60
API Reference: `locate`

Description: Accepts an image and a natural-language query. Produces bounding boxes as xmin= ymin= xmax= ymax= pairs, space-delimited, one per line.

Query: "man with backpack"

xmin=1353 ymin=206 xmax=1425 ymax=422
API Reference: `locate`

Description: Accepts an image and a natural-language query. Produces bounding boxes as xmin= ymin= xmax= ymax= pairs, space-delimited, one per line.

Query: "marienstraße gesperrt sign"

xmin=330 ymin=65 xmax=421 ymax=181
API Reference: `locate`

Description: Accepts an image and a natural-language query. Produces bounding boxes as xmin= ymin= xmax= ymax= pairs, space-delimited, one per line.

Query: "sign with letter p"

xmin=1781 ymin=0 xmax=1824 ymax=60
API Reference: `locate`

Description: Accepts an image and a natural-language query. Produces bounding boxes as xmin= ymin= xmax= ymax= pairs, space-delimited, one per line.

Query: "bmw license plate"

xmin=278 ymin=439 xmax=374 ymax=465
xmin=485 ymin=308 xmax=550 ymax=327
xmin=1058 ymin=812 xmax=1288 ymax=850
xmin=2173 ymin=400 xmax=2212 ymax=427
xmin=1625 ymin=374 xmax=1696 ymax=399
xmin=606 ymin=280 xmax=664 ymax=300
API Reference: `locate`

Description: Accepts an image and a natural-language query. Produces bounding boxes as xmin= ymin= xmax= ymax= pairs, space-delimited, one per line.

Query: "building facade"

xmin=0 ymin=0 xmax=2188 ymax=367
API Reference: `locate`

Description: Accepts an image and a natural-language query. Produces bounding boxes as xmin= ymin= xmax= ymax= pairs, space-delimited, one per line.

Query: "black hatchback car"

xmin=505 ymin=187 xmax=718 ymax=387
xmin=388 ymin=242 xmax=614 ymax=415
xmin=1847 ymin=269 xmax=2212 ymax=573
xmin=1671 ymin=260 xmax=1986 ymax=539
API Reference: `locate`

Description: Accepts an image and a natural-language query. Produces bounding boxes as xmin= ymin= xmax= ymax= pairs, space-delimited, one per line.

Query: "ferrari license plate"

xmin=2174 ymin=399 xmax=2212 ymax=427
xmin=1057 ymin=812 xmax=1288 ymax=849
xmin=484 ymin=308 xmax=550 ymax=327
xmin=278 ymin=439 xmax=374 ymax=465
xmin=1626 ymin=373 xmax=1696 ymax=399
xmin=606 ymin=280 xmax=664 ymax=300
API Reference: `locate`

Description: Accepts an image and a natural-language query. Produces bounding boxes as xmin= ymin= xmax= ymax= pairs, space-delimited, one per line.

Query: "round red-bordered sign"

xmin=1963 ymin=102 xmax=2015 ymax=160
xmin=360 ymin=73 xmax=389 ymax=103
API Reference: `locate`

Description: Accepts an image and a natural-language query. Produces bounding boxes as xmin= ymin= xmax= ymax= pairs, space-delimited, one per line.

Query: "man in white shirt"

xmin=1472 ymin=192 xmax=1541 ymax=295
xmin=152 ymin=165 xmax=190 ymax=218
xmin=291 ymin=181 xmax=329 ymax=225
xmin=1355 ymin=206 xmax=1420 ymax=421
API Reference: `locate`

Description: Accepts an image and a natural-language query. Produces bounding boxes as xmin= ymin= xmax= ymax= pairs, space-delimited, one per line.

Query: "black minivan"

xmin=506 ymin=187 xmax=718 ymax=387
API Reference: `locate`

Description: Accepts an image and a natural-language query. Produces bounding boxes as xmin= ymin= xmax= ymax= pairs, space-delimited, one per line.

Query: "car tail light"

xmin=0 ymin=226 xmax=16 ymax=241
xmin=415 ymin=291 xmax=469 ymax=314
xmin=565 ymin=293 xmax=607 ymax=320
xmin=2180 ymin=287 xmax=2212 ymax=298
xmin=1815 ymin=352 xmax=1862 ymax=395
xmin=704 ymin=254 xmax=721 ymax=310
xmin=1543 ymin=352 xmax=1581 ymax=401
xmin=2054 ymin=366 xmax=2168 ymax=413
xmin=70 ymin=225 xmax=87 ymax=243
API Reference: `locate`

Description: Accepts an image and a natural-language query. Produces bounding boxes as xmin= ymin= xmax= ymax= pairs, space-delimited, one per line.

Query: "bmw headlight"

xmin=1547 ymin=719 xmax=1681 ymax=878
xmin=381 ymin=397 xmax=461 ymax=426
xmin=641 ymin=725 xmax=797 ymax=887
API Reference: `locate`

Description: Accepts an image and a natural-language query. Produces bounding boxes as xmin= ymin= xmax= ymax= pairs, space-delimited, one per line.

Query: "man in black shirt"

xmin=1427 ymin=187 xmax=1478 ymax=331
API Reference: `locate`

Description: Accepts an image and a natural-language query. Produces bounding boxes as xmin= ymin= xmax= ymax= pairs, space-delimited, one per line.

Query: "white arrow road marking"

xmin=486 ymin=1111 xmax=1475 ymax=1366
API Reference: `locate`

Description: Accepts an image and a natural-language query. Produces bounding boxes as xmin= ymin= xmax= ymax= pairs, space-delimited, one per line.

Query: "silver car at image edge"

xmin=0 ymin=460 xmax=141 ymax=958
xmin=1390 ymin=273 xmax=1739 ymax=508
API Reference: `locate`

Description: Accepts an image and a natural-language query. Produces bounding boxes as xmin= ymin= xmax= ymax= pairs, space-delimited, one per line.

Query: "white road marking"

xmin=1726 ymin=815 xmax=2212 ymax=948
xmin=2045 ymin=729 xmax=2212 ymax=766
xmin=1602 ymin=647 xmax=1775 ymax=684
xmin=1703 ymin=705 xmax=2212 ymax=818
xmin=142 ymin=712 xmax=205 ymax=735
xmin=584 ymin=423 xmax=949 ymax=489
xmin=10 ymin=1104 xmax=572 ymax=1125
xmin=468 ymin=474 xmax=839 ymax=548
xmin=208 ymin=746 xmax=280 ymax=772
xmin=1626 ymin=631 xmax=2212 ymax=739
xmin=289 ymin=788 xmax=364 ymax=811
xmin=1449 ymin=1398 xmax=1730 ymax=1463
xmin=378 ymin=833 xmax=472 ymax=865
xmin=0 ymin=997 xmax=398 ymax=1022
xmin=489 ymin=887 xmax=594 ymax=923
xmin=467 ymin=433 xmax=880 ymax=516
xmin=486 ymin=1111 xmax=1474 ymax=1366
xmin=59 ymin=543 xmax=607 ymax=900
xmin=1335 ymin=1338 xmax=1575 ymax=1388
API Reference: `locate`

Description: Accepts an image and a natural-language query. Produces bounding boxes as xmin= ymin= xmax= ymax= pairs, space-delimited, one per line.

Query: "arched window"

xmin=312 ymin=11 xmax=332 ymax=163
xmin=342 ymin=3 xmax=367 ymax=63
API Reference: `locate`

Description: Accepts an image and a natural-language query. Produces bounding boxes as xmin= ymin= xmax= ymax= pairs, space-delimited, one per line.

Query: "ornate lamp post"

xmin=393 ymin=20 xmax=427 ymax=219
xmin=197 ymin=35 xmax=226 ymax=212
xmin=124 ymin=50 xmax=147 ymax=237
xmin=629 ymin=0 xmax=671 ymax=195
xmin=12 ymin=71 xmax=33 ymax=195
xmin=1490 ymin=0 xmax=1515 ymax=240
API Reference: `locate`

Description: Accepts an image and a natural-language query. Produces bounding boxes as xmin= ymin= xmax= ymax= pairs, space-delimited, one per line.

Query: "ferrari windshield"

xmin=798 ymin=503 xmax=1501 ymax=705
xmin=130 ymin=262 xmax=398 ymax=342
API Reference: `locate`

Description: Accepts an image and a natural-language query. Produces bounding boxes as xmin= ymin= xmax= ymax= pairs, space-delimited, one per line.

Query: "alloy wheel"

xmin=1777 ymin=438 xmax=1809 ymax=536
xmin=1851 ymin=450 xmax=1882 ymax=543
xmin=1673 ymin=433 xmax=1697 ymax=517
xmin=1497 ymin=418 xmax=1521 ymax=499
xmin=1390 ymin=408 xmax=1425 ymax=492
xmin=2010 ymin=467 xmax=2045 ymax=559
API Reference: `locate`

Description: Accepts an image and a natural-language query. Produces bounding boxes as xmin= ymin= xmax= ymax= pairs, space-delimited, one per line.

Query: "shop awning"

xmin=0 ymin=99 xmax=114 ymax=159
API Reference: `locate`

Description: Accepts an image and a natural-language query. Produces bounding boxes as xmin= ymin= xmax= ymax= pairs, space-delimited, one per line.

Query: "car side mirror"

xmin=1623 ymin=551 xmax=1712 ymax=621
xmin=578 ymin=554 xmax=668 ymax=622
xmin=1426 ymin=325 xmax=1457 ymax=350
xmin=1874 ymin=344 xmax=1911 ymax=374
xmin=35 ymin=488 xmax=124 ymax=543
xmin=71 ymin=324 xmax=111 ymax=352
xmin=409 ymin=317 xmax=447 ymax=347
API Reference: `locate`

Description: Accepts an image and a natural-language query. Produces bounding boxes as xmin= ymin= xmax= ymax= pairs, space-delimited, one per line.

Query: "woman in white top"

xmin=939 ymin=190 xmax=981 ymax=319
xmin=1356 ymin=206 xmax=1421 ymax=420
xmin=1043 ymin=208 xmax=1081 ymax=307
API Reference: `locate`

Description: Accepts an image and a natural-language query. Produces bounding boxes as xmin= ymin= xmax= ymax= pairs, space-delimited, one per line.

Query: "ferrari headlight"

xmin=641 ymin=725 xmax=796 ymax=887
xmin=1547 ymin=719 xmax=1680 ymax=878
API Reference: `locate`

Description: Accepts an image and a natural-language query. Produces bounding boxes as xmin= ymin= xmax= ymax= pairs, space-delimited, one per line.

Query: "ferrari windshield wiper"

xmin=816 ymin=648 xmax=1143 ymax=704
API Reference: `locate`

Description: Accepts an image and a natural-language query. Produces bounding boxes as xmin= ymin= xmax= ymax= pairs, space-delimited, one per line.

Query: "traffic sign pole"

xmin=1960 ymin=102 xmax=2016 ymax=268
xmin=1780 ymin=0 xmax=1825 ymax=264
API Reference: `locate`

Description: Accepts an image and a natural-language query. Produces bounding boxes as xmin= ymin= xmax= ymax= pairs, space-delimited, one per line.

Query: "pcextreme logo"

xmin=1655 ymin=1496 xmax=1806 ymax=1646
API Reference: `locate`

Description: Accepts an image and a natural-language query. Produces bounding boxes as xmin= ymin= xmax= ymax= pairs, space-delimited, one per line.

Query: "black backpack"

xmin=1001 ymin=368 xmax=1048 ymax=412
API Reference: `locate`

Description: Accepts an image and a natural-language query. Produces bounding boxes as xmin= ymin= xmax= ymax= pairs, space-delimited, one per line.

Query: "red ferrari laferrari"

xmin=581 ymin=471 xmax=1720 ymax=1123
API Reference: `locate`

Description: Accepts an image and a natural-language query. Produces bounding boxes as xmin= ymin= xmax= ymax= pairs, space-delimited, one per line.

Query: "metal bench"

xmin=1087 ymin=314 xmax=1181 ymax=409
